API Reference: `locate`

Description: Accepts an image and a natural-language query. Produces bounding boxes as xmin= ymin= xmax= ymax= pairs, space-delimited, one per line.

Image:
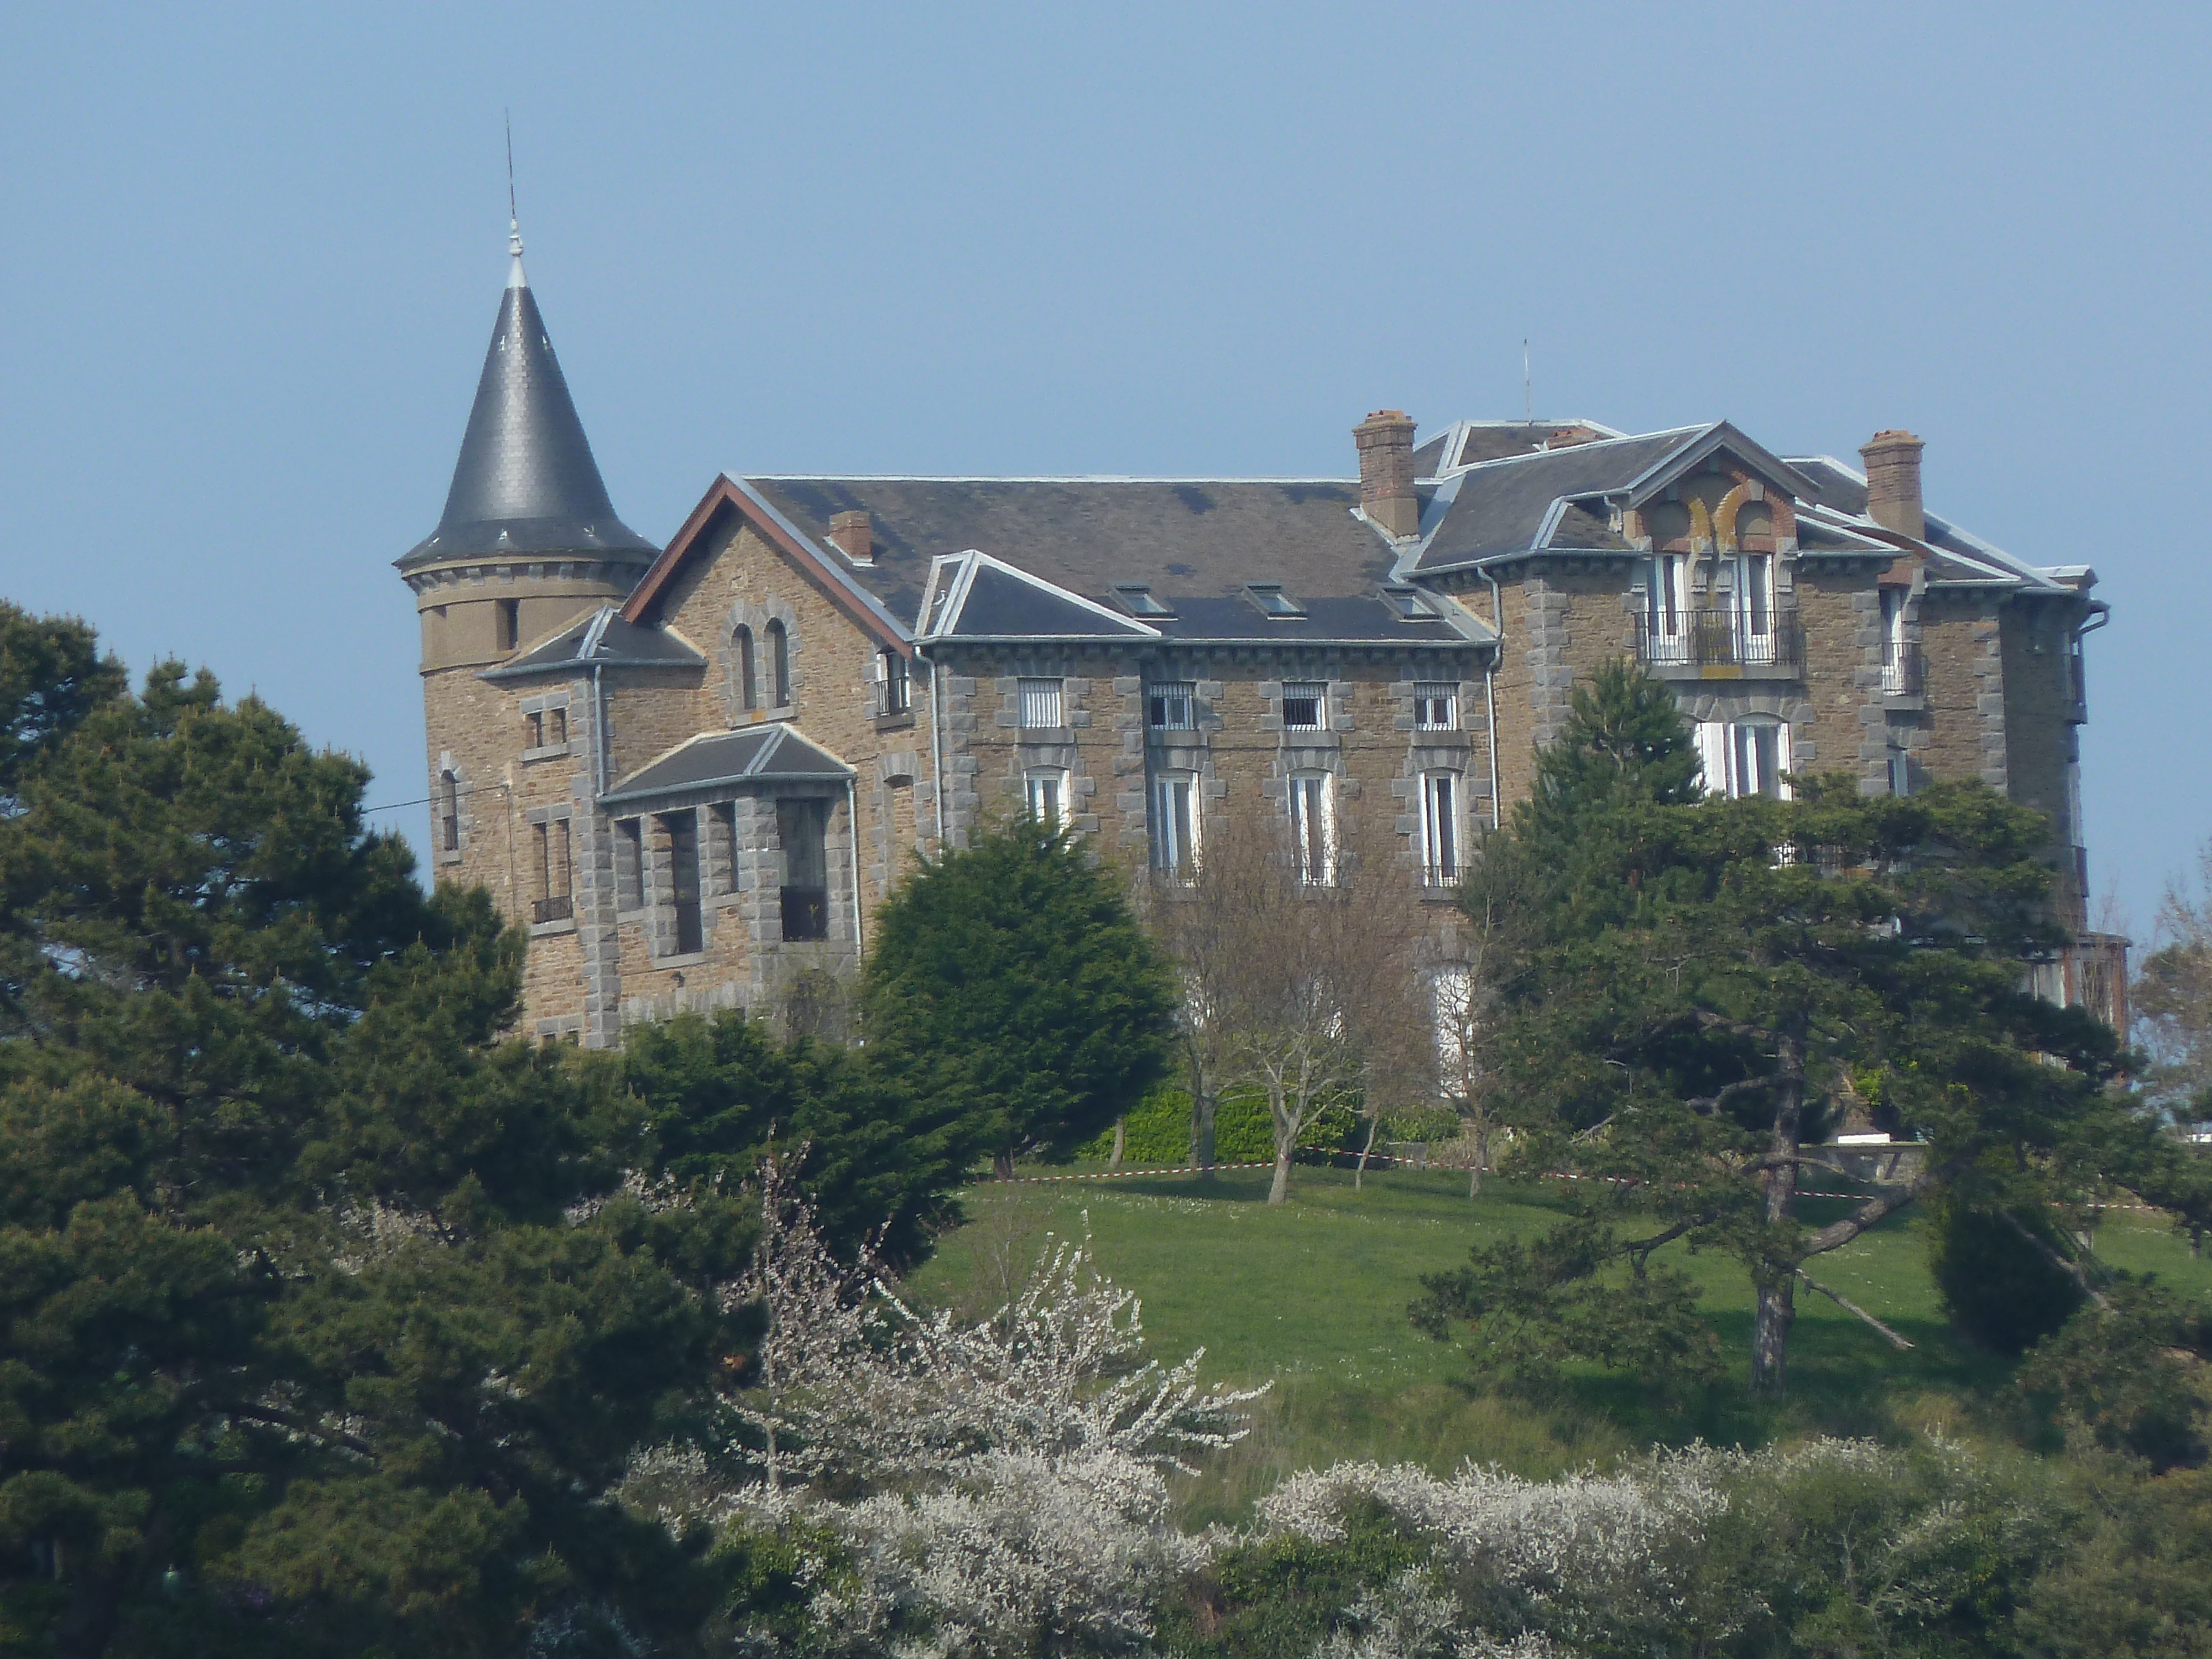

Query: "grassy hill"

xmin=904 ymin=1160 xmax=2212 ymax=1520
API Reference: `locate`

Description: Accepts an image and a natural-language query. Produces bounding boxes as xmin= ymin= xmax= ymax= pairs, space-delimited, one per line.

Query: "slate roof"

xmin=1411 ymin=429 xmax=1700 ymax=570
xmin=602 ymin=723 xmax=852 ymax=805
xmin=482 ymin=606 xmax=706 ymax=680
xmin=743 ymin=477 xmax=1406 ymax=635
xmin=1783 ymin=455 xmax=2073 ymax=592
xmin=399 ymin=249 xmax=657 ymax=572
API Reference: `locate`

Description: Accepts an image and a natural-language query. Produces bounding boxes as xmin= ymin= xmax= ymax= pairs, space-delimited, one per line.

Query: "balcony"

xmin=1881 ymin=644 xmax=1925 ymax=698
xmin=1636 ymin=606 xmax=1804 ymax=678
xmin=531 ymin=895 xmax=574 ymax=926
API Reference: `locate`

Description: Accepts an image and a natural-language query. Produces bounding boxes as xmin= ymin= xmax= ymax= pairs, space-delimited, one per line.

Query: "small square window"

xmin=1281 ymin=682 xmax=1326 ymax=731
xmin=1413 ymin=683 xmax=1458 ymax=731
xmin=1025 ymin=768 xmax=1068 ymax=830
xmin=1019 ymin=678 xmax=1064 ymax=728
xmin=1245 ymin=583 xmax=1306 ymax=618
xmin=525 ymin=710 xmax=544 ymax=748
xmin=1381 ymin=586 xmax=1435 ymax=620
xmin=1147 ymin=682 xmax=1194 ymax=732
xmin=548 ymin=706 xmax=567 ymax=745
xmin=1114 ymin=585 xmax=1175 ymax=618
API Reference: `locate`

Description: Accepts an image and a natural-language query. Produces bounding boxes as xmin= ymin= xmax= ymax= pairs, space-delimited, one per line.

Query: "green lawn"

xmin=902 ymin=1160 xmax=2212 ymax=1519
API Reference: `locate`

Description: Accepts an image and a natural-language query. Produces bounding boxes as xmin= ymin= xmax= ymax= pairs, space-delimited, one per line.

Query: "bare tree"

xmin=1150 ymin=810 xmax=1430 ymax=1203
xmin=1428 ymin=841 xmax=1530 ymax=1194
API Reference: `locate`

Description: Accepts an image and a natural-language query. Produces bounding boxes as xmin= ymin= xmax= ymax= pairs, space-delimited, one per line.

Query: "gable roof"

xmin=601 ymin=723 xmax=853 ymax=806
xmin=1411 ymin=427 xmax=1700 ymax=569
xmin=919 ymin=552 xmax=1161 ymax=641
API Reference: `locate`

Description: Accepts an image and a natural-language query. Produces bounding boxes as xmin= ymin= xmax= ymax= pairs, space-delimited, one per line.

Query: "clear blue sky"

xmin=3 ymin=3 xmax=2205 ymax=940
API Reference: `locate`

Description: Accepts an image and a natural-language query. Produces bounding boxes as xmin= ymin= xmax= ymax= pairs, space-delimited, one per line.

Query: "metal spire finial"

xmin=504 ymin=111 xmax=527 ymax=284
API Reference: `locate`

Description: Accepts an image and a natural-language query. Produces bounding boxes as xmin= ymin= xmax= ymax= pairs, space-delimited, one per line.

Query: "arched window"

xmin=437 ymin=769 xmax=460 ymax=853
xmin=766 ymin=619 xmax=791 ymax=708
xmin=733 ymin=625 xmax=758 ymax=712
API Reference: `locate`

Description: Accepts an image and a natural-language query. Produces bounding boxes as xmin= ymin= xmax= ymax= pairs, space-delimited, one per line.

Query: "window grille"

xmin=1150 ymin=773 xmax=1196 ymax=875
xmin=1019 ymin=678 xmax=1064 ymax=728
xmin=1287 ymin=772 xmax=1334 ymax=886
xmin=1413 ymin=683 xmax=1458 ymax=731
xmin=1420 ymin=771 xmax=1460 ymax=884
xmin=1147 ymin=682 xmax=1194 ymax=732
xmin=1281 ymin=682 xmax=1326 ymax=732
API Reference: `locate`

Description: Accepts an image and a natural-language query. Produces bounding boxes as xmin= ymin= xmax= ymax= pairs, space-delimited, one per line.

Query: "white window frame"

xmin=1412 ymin=682 xmax=1458 ymax=731
xmin=1147 ymin=681 xmax=1195 ymax=733
xmin=1149 ymin=770 xmax=1198 ymax=876
xmin=1419 ymin=770 xmax=1461 ymax=884
xmin=1647 ymin=553 xmax=1691 ymax=662
xmin=1695 ymin=718 xmax=1792 ymax=800
xmin=1281 ymin=681 xmax=1327 ymax=733
xmin=877 ymin=648 xmax=911 ymax=716
xmin=1734 ymin=552 xmax=1776 ymax=664
xmin=1287 ymin=770 xmax=1335 ymax=886
xmin=1024 ymin=767 xmax=1068 ymax=830
xmin=1019 ymin=677 xmax=1064 ymax=729
xmin=1880 ymin=587 xmax=1910 ymax=693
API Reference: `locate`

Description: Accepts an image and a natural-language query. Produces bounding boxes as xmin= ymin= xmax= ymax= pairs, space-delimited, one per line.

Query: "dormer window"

xmin=1245 ymin=583 xmax=1306 ymax=618
xmin=1381 ymin=585 xmax=1437 ymax=621
xmin=1114 ymin=584 xmax=1175 ymax=618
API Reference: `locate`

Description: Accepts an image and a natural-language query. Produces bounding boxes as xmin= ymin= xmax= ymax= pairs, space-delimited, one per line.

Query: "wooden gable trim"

xmin=619 ymin=475 xmax=912 ymax=655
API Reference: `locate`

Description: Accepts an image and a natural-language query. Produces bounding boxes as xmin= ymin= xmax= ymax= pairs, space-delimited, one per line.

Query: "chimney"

xmin=1859 ymin=430 xmax=1926 ymax=540
xmin=828 ymin=508 xmax=874 ymax=564
xmin=1354 ymin=410 xmax=1421 ymax=538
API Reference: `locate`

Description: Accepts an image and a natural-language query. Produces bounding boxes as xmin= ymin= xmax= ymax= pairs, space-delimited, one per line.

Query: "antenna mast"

xmin=505 ymin=111 xmax=522 ymax=259
xmin=1523 ymin=338 xmax=1532 ymax=428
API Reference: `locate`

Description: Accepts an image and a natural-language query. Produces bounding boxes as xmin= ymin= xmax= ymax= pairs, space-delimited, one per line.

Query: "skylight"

xmin=1245 ymin=583 xmax=1306 ymax=618
xmin=1113 ymin=583 xmax=1175 ymax=618
xmin=1380 ymin=585 xmax=1437 ymax=620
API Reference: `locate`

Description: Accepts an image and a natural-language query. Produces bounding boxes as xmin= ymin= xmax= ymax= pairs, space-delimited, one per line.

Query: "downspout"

xmin=591 ymin=663 xmax=607 ymax=797
xmin=1482 ymin=567 xmax=1505 ymax=831
xmin=846 ymin=774 xmax=865 ymax=961
xmin=926 ymin=646 xmax=947 ymax=851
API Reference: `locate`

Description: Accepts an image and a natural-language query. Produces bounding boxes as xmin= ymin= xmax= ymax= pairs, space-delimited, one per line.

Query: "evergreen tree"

xmin=1417 ymin=660 xmax=2132 ymax=1397
xmin=862 ymin=821 xmax=1176 ymax=1176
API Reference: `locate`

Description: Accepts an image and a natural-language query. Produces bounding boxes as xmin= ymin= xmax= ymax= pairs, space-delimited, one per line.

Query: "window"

xmin=494 ymin=598 xmax=519 ymax=653
xmin=1287 ymin=771 xmax=1334 ymax=886
xmin=1735 ymin=553 xmax=1774 ymax=638
xmin=1246 ymin=583 xmax=1305 ymax=618
xmin=1430 ymin=965 xmax=1474 ymax=1076
xmin=1019 ymin=677 xmax=1064 ymax=729
xmin=1114 ymin=584 xmax=1175 ymax=618
xmin=526 ymin=710 xmax=545 ymax=748
xmin=1645 ymin=554 xmax=1690 ymax=661
xmin=734 ymin=625 xmax=758 ymax=711
xmin=766 ymin=620 xmax=791 ymax=708
xmin=617 ymin=818 xmax=644 ymax=910
xmin=662 ymin=811 xmax=704 ymax=954
xmin=1150 ymin=772 xmax=1197 ymax=876
xmin=1694 ymin=718 xmax=1791 ymax=800
xmin=1413 ymin=682 xmax=1458 ymax=731
xmin=1281 ymin=682 xmax=1326 ymax=732
xmin=533 ymin=819 xmax=573 ymax=924
xmin=877 ymin=648 xmax=911 ymax=716
xmin=1879 ymin=587 xmax=1919 ymax=695
xmin=1147 ymin=681 xmax=1194 ymax=732
xmin=1025 ymin=768 xmax=1068 ymax=830
xmin=548 ymin=706 xmax=566 ymax=746
xmin=1381 ymin=585 xmax=1434 ymax=621
xmin=1420 ymin=771 xmax=1460 ymax=884
xmin=1887 ymin=747 xmax=1912 ymax=798
xmin=437 ymin=769 xmax=459 ymax=853
xmin=776 ymin=798 xmax=831 ymax=941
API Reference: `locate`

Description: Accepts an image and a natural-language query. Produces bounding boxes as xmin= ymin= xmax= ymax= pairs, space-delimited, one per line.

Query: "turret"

xmin=396 ymin=221 xmax=657 ymax=672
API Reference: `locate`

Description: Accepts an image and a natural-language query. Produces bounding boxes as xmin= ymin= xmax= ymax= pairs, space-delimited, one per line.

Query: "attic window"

xmin=1114 ymin=584 xmax=1175 ymax=619
xmin=1380 ymin=585 xmax=1436 ymax=620
xmin=1245 ymin=583 xmax=1306 ymax=619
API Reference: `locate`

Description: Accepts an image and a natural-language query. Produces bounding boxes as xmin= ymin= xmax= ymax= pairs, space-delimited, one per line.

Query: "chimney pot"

xmin=1354 ymin=409 xmax=1421 ymax=539
xmin=829 ymin=509 xmax=874 ymax=564
xmin=1859 ymin=430 xmax=1926 ymax=540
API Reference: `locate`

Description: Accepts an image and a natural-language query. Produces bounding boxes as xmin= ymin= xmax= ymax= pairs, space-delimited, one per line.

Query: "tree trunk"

xmin=1267 ymin=1083 xmax=1295 ymax=1204
xmin=1109 ymin=1117 xmax=1126 ymax=1171
xmin=1354 ymin=1113 xmax=1379 ymax=1190
xmin=993 ymin=1148 xmax=1015 ymax=1182
xmin=1190 ymin=1087 xmax=1217 ymax=1173
xmin=1750 ymin=1031 xmax=1806 ymax=1396
xmin=1469 ymin=1113 xmax=1489 ymax=1197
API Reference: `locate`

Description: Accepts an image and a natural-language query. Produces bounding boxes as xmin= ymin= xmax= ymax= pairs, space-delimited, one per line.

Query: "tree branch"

xmin=1794 ymin=1269 xmax=1914 ymax=1350
xmin=1684 ymin=1074 xmax=1780 ymax=1116
xmin=2003 ymin=1211 xmax=2112 ymax=1311
xmin=224 ymin=1405 xmax=378 ymax=1459
xmin=1799 ymin=1151 xmax=1974 ymax=1256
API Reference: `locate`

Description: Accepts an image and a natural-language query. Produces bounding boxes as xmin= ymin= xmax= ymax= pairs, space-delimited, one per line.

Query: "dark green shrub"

xmin=1929 ymin=1196 xmax=2085 ymax=1353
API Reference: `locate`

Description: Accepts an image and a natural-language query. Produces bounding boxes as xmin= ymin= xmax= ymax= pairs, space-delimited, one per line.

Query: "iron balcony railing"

xmin=531 ymin=895 xmax=574 ymax=926
xmin=1636 ymin=606 xmax=1805 ymax=674
xmin=1881 ymin=643 xmax=1926 ymax=697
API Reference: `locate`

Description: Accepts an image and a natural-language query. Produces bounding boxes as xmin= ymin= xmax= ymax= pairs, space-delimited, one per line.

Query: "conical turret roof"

xmin=399 ymin=235 xmax=658 ymax=570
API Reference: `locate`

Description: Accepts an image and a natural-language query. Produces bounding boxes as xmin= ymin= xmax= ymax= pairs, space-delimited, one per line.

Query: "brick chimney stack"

xmin=1354 ymin=410 xmax=1421 ymax=539
xmin=1860 ymin=430 xmax=1926 ymax=540
xmin=829 ymin=509 xmax=874 ymax=564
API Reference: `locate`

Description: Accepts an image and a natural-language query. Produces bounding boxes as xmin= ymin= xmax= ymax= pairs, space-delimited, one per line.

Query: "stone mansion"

xmin=400 ymin=233 xmax=2124 ymax=1047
